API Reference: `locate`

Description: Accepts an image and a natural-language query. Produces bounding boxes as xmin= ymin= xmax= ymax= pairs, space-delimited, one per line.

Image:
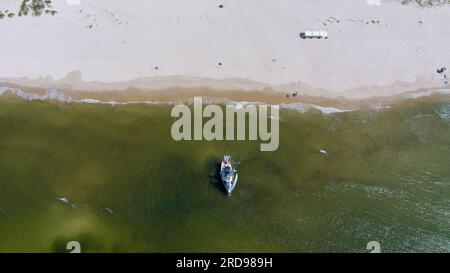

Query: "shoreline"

xmin=1 ymin=84 xmax=449 ymax=115
xmin=0 ymin=71 xmax=447 ymax=100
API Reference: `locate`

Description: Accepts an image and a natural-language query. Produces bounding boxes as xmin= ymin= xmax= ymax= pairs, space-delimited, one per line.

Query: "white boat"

xmin=220 ymin=155 xmax=238 ymax=195
xmin=300 ymin=30 xmax=328 ymax=39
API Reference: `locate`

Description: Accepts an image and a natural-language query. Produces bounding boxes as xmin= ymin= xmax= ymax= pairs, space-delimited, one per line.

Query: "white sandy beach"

xmin=0 ymin=0 xmax=450 ymax=99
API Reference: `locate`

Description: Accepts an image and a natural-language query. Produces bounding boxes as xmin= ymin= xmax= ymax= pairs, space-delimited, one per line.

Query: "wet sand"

xmin=2 ymin=80 xmax=449 ymax=114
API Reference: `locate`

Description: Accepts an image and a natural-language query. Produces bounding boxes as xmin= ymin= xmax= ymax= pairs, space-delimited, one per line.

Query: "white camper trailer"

xmin=300 ymin=30 xmax=328 ymax=39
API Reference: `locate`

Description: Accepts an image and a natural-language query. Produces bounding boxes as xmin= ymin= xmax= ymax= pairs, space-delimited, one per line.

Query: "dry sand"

xmin=0 ymin=0 xmax=449 ymax=99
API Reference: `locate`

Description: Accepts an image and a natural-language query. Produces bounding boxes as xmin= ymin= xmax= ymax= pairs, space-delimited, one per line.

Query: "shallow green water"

xmin=0 ymin=96 xmax=449 ymax=252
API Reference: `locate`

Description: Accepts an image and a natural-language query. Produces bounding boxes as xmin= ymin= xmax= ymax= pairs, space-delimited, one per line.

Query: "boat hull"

xmin=222 ymin=173 xmax=238 ymax=194
xmin=220 ymin=155 xmax=238 ymax=195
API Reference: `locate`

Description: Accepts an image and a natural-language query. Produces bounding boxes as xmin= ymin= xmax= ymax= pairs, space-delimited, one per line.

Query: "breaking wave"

xmin=406 ymin=88 xmax=450 ymax=99
xmin=3 ymin=86 xmax=449 ymax=115
xmin=0 ymin=86 xmax=353 ymax=114
xmin=0 ymin=87 xmax=169 ymax=106
xmin=278 ymin=103 xmax=352 ymax=114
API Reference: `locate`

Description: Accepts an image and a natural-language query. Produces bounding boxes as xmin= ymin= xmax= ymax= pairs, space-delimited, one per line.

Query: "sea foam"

xmin=1 ymin=87 xmax=353 ymax=114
